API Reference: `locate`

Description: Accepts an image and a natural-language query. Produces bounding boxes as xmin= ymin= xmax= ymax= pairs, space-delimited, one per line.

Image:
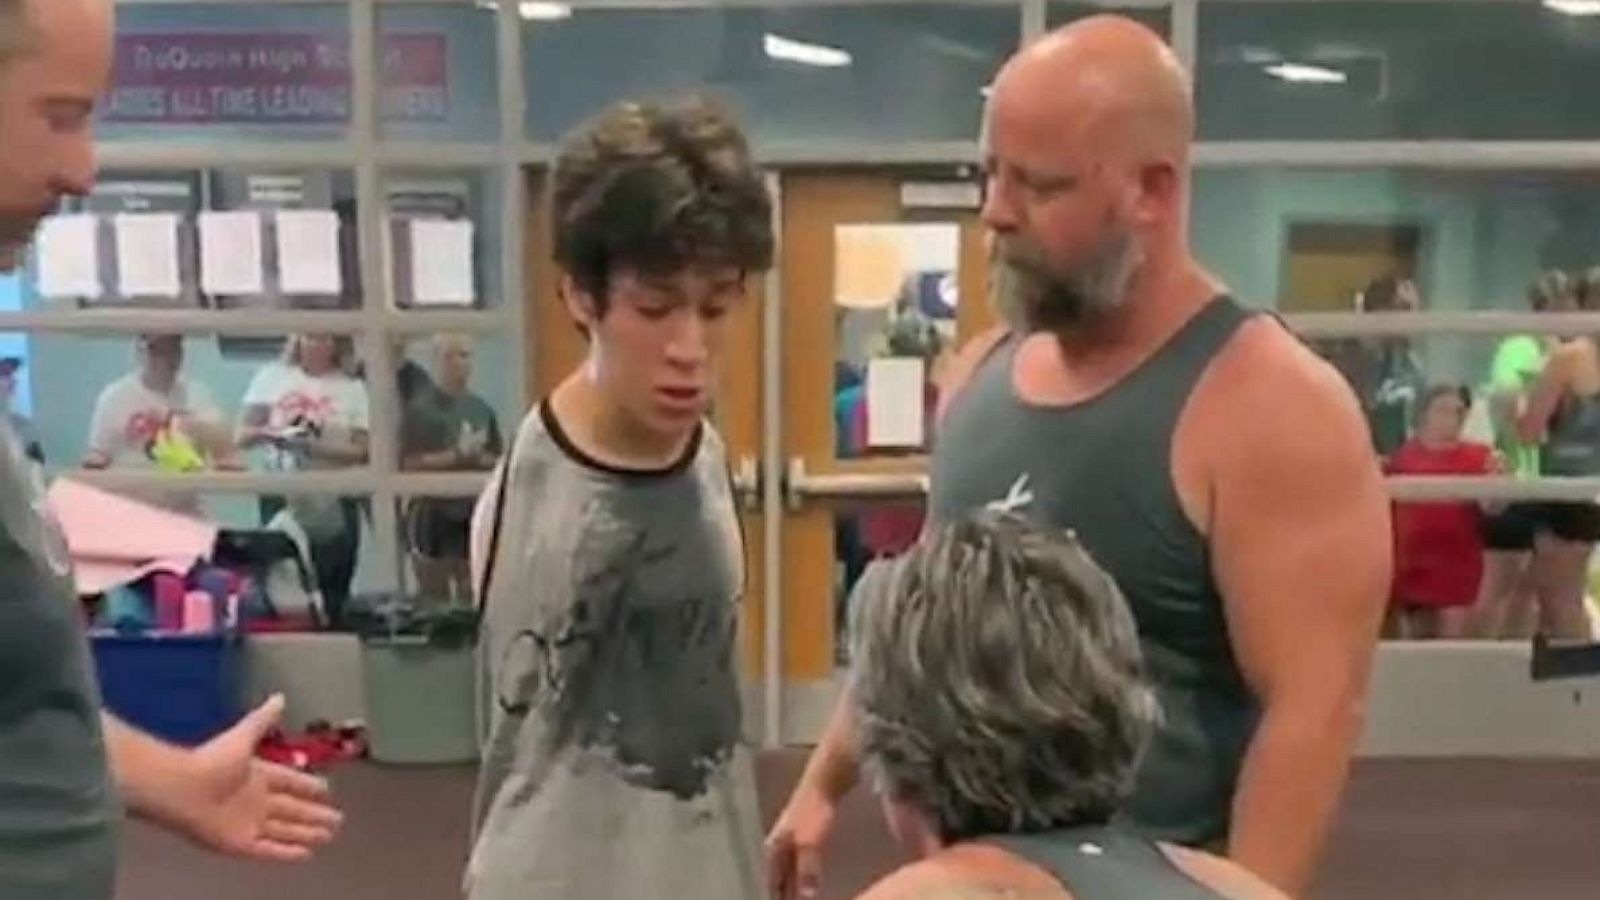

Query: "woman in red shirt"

xmin=1386 ymin=384 xmax=1497 ymax=639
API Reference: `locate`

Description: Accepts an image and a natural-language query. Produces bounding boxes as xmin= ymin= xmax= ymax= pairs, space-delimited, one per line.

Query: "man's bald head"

xmin=979 ymin=15 xmax=1198 ymax=333
xmin=989 ymin=15 xmax=1193 ymax=173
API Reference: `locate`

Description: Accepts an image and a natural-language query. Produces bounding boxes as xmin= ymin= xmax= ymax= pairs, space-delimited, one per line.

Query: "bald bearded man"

xmin=767 ymin=16 xmax=1390 ymax=898
xmin=0 ymin=2 xmax=340 ymax=897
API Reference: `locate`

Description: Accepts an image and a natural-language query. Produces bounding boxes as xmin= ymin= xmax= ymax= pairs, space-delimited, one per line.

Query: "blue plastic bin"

xmin=89 ymin=631 xmax=244 ymax=746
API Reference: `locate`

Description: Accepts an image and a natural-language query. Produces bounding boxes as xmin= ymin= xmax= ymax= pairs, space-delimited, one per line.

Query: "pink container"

xmin=182 ymin=590 xmax=216 ymax=633
xmin=151 ymin=573 xmax=186 ymax=632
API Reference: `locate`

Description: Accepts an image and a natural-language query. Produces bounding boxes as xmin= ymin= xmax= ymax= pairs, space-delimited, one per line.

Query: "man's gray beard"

xmin=993 ymin=231 xmax=1143 ymax=334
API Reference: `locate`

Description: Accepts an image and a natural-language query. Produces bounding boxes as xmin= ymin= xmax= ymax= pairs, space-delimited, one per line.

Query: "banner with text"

xmin=104 ymin=31 xmax=449 ymax=125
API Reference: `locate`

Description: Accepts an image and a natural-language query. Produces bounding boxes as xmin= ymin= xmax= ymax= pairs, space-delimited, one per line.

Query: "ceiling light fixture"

xmin=1544 ymin=0 xmax=1600 ymax=16
xmin=763 ymin=33 xmax=852 ymax=68
xmin=1265 ymin=62 xmax=1348 ymax=84
xmin=475 ymin=1 xmax=573 ymax=20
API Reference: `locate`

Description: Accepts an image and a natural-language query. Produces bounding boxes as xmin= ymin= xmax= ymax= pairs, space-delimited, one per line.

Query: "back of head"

xmin=850 ymin=512 xmax=1157 ymax=843
xmin=1528 ymin=268 xmax=1573 ymax=312
xmin=1356 ymin=274 xmax=1416 ymax=313
xmin=878 ymin=313 xmax=945 ymax=362
xmin=1578 ymin=267 xmax=1600 ymax=312
xmin=550 ymin=95 xmax=774 ymax=306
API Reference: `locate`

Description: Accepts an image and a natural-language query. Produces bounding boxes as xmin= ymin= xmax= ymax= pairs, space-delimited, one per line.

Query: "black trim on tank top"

xmin=538 ymin=398 xmax=703 ymax=478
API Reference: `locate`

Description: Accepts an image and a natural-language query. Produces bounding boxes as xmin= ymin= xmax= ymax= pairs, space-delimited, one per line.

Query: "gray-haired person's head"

xmin=850 ymin=511 xmax=1158 ymax=842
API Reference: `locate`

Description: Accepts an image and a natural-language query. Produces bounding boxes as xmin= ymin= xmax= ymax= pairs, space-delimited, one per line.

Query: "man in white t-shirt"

xmin=83 ymin=334 xmax=237 ymax=513
xmin=83 ymin=334 xmax=232 ymax=470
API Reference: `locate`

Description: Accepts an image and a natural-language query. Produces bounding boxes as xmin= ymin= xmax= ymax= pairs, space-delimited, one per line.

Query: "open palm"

xmin=185 ymin=695 xmax=344 ymax=862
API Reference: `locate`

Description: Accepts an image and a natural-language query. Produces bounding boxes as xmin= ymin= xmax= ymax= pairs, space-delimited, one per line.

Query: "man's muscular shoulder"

xmin=1203 ymin=315 xmax=1363 ymax=424
xmin=1174 ymin=315 xmax=1374 ymax=529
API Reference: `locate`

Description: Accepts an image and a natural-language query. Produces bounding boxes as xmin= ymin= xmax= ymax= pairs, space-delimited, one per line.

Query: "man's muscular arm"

xmin=1204 ymin=330 xmax=1391 ymax=893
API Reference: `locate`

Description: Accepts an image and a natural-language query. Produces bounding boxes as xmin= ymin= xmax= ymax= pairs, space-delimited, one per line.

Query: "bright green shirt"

xmin=1487 ymin=334 xmax=1545 ymax=477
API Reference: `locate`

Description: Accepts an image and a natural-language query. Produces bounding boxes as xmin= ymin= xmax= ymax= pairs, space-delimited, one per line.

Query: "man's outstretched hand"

xmin=179 ymin=694 xmax=345 ymax=862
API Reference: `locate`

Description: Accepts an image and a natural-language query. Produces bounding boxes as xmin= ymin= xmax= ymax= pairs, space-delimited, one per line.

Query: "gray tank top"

xmin=929 ymin=296 xmax=1258 ymax=847
xmin=1542 ymin=374 xmax=1600 ymax=477
xmin=465 ymin=403 xmax=763 ymax=900
xmin=983 ymin=825 xmax=1225 ymax=899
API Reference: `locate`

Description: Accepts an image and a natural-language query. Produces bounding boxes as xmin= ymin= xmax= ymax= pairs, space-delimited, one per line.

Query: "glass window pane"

xmin=103 ymin=4 xmax=353 ymax=143
xmin=1197 ymin=2 xmax=1600 ymax=141
xmin=394 ymin=493 xmax=481 ymax=607
xmin=6 ymin=330 xmax=383 ymax=628
xmin=376 ymin=4 xmax=499 ymax=141
xmin=13 ymin=332 xmax=369 ymax=477
xmin=1300 ymin=334 xmax=1598 ymax=643
xmin=393 ymin=332 xmax=518 ymax=466
xmin=390 ymin=331 xmax=515 ymax=606
xmin=1048 ymin=4 xmax=1169 ymax=40
xmin=1192 ymin=168 xmax=1600 ymax=313
xmin=382 ymin=169 xmax=504 ymax=310
xmin=523 ymin=4 xmax=1016 ymax=143
xmin=833 ymin=223 xmax=957 ymax=460
xmin=11 ymin=168 xmax=361 ymax=312
xmin=69 ymin=491 xmax=383 ymax=633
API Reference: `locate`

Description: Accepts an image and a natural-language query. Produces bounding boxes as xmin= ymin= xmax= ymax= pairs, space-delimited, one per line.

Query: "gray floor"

xmin=116 ymin=754 xmax=1600 ymax=900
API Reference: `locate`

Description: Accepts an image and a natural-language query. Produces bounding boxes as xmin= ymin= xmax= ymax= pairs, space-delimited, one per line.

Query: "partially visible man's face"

xmin=138 ymin=335 xmax=183 ymax=385
xmin=434 ymin=339 xmax=473 ymax=392
xmin=980 ymin=75 xmax=1150 ymax=333
xmin=0 ymin=0 xmax=113 ymax=272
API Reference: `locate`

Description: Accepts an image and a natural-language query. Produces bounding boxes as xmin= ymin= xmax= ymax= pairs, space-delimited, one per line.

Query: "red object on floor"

xmin=257 ymin=722 xmax=368 ymax=772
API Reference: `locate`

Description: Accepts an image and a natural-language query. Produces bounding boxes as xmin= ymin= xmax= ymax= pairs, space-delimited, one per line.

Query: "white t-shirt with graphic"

xmin=86 ymin=374 xmax=222 ymax=469
xmin=242 ymin=363 xmax=370 ymax=472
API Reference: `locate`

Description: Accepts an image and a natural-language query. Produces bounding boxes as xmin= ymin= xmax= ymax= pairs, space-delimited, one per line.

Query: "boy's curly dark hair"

xmin=551 ymin=94 xmax=774 ymax=316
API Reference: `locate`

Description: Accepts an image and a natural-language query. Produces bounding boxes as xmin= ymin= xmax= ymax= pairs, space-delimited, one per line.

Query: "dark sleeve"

xmin=399 ymin=400 xmax=428 ymax=455
xmin=485 ymin=402 xmax=504 ymax=456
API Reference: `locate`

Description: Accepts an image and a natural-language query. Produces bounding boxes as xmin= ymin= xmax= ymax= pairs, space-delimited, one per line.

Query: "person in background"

xmin=0 ymin=2 xmax=341 ymax=898
xmin=237 ymin=332 xmax=370 ymax=627
xmin=1343 ymin=274 xmax=1426 ymax=458
xmin=849 ymin=511 xmax=1288 ymax=900
xmin=1384 ymin=384 xmax=1496 ymax=640
xmin=0 ymin=354 xmax=42 ymax=463
xmin=1517 ymin=273 xmax=1600 ymax=641
xmin=394 ymin=334 xmax=434 ymax=407
xmin=400 ymin=333 xmax=501 ymax=604
xmin=82 ymin=333 xmax=239 ymax=511
xmin=1471 ymin=270 xmax=1575 ymax=638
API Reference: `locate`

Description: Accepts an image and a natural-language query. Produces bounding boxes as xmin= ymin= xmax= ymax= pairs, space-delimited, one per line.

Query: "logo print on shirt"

xmin=125 ymin=409 xmax=169 ymax=446
xmin=277 ymin=391 xmax=335 ymax=427
xmin=987 ymin=473 xmax=1034 ymax=513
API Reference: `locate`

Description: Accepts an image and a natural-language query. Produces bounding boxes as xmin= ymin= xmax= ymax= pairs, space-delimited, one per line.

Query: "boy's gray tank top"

xmin=929 ymin=295 xmax=1258 ymax=847
xmin=465 ymin=403 xmax=763 ymax=900
xmin=982 ymin=824 xmax=1226 ymax=899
